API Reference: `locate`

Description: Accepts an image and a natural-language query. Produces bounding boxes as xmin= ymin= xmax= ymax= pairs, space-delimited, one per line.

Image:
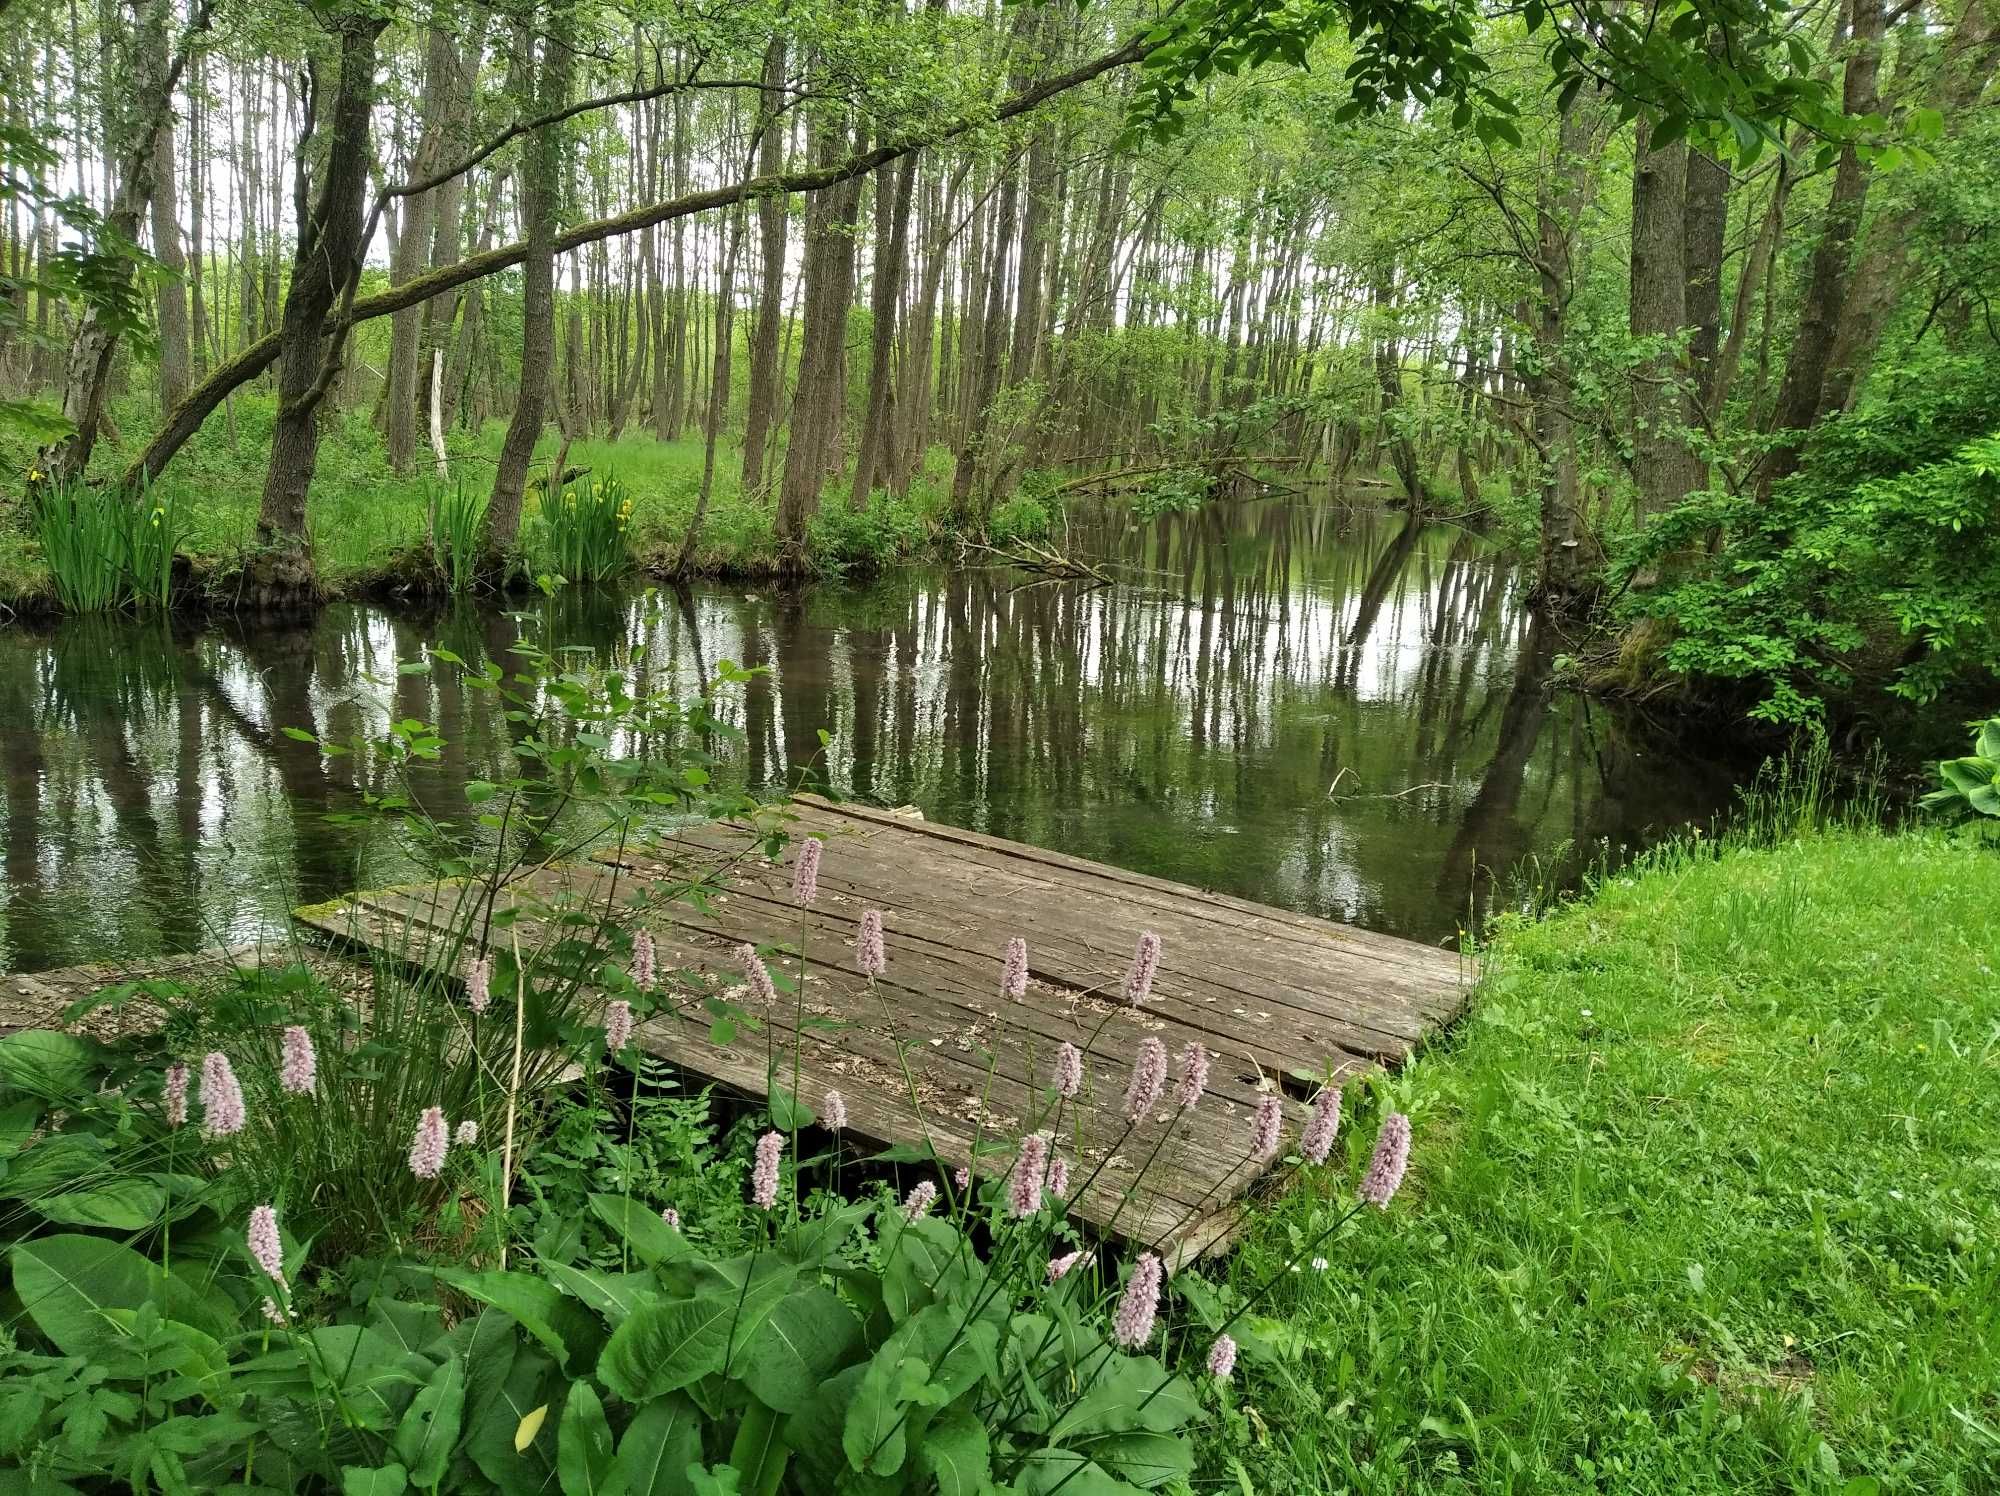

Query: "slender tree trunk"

xmin=851 ymin=154 xmax=916 ymax=508
xmin=150 ymin=99 xmax=190 ymax=413
xmin=739 ymin=38 xmax=788 ymax=491
xmin=485 ymin=12 xmax=573 ymax=556
xmin=1628 ymin=117 xmax=1704 ymax=522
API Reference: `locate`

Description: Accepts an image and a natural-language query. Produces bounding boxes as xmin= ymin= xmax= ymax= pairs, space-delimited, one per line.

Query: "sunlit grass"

xmin=1204 ymin=826 xmax=2000 ymax=1492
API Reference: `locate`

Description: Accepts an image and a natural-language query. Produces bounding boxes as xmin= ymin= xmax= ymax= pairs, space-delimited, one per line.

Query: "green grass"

xmin=1209 ymin=827 xmax=2000 ymax=1493
xmin=0 ymin=391 xmax=1003 ymax=607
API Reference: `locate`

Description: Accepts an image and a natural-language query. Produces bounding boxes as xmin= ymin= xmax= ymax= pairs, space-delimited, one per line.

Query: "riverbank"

xmin=1211 ymin=823 xmax=2000 ymax=1491
xmin=0 ymin=398 xmax=1059 ymax=614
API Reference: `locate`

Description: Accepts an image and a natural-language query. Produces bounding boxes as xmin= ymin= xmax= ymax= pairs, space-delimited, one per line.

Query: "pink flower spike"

xmin=855 ymin=910 xmax=886 ymax=978
xmin=751 ymin=1130 xmax=784 ymax=1211
xmin=279 ymin=1026 xmax=317 ymax=1096
xmin=630 ymin=929 xmax=656 ymax=991
xmin=1112 ymin=1252 xmax=1163 ymax=1348
xmin=792 ymin=836 xmax=823 ymax=905
xmin=901 ymin=1180 xmax=938 ymax=1220
xmin=1123 ymin=931 xmax=1162 ymax=1006
xmin=1047 ymin=1155 xmax=1070 ymax=1199
xmin=261 ymin=1296 xmax=287 ymax=1327
xmin=407 ymin=1106 xmax=449 ymax=1180
xmin=1048 ymin=1250 xmax=1087 ymax=1282
xmin=1359 ymin=1112 xmax=1412 ymax=1208
xmin=1208 ymin=1333 xmax=1238 ymax=1381
xmin=1053 ymin=1041 xmax=1083 ymax=1100
xmin=454 ymin=1120 xmax=480 ymax=1147
xmin=661 ymin=1206 xmax=681 ymax=1229
xmin=1301 ymin=1086 xmax=1342 ymax=1165
xmin=1173 ymin=1042 xmax=1210 ymax=1111
xmin=465 ymin=953 xmax=493 ymax=1016
xmin=1000 ymin=937 xmax=1029 ymax=1001
xmin=247 ymin=1204 xmax=286 ymax=1287
xmin=822 ymin=1089 xmax=848 ymax=1132
xmin=1250 ymin=1094 xmax=1283 ymax=1163
xmin=1122 ymin=1038 xmax=1168 ymax=1122
xmin=739 ymin=944 xmax=778 ymax=1007
xmin=604 ymin=1000 xmax=634 ymax=1053
xmin=1008 ymin=1132 xmax=1049 ymax=1218
xmin=199 ymin=1052 xmax=246 ymax=1139
xmin=163 ymin=1063 xmax=189 ymax=1127
xmin=953 ymin=1165 xmax=972 ymax=1192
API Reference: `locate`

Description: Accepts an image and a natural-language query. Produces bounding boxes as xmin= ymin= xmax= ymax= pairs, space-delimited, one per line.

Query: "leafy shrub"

xmin=1922 ymin=713 xmax=2000 ymax=841
xmin=27 ymin=474 xmax=181 ymax=612
xmin=525 ymin=470 xmax=635 ymax=584
xmin=1620 ymin=354 xmax=2000 ymax=723
xmin=989 ymin=494 xmax=1054 ymax=546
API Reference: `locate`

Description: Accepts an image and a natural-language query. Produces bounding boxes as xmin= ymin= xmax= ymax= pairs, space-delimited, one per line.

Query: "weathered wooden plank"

xmin=295 ymin=794 xmax=1467 ymax=1260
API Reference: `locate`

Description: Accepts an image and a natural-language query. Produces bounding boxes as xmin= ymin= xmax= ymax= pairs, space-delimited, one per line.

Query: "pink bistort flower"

xmin=739 ymin=943 xmax=777 ymax=1007
xmin=163 ymin=1062 xmax=189 ymax=1127
xmin=454 ymin=1119 xmax=480 ymax=1147
xmin=247 ymin=1204 xmax=286 ymax=1287
xmin=1301 ymin=1086 xmax=1342 ymax=1165
xmin=1008 ymin=1131 xmax=1049 ymax=1218
xmin=465 ymin=952 xmax=493 ymax=1015
xmin=604 ymin=1000 xmax=634 ymax=1053
xmin=630 ymin=929 xmax=656 ymax=991
xmin=822 ymin=1089 xmax=848 ymax=1132
xmin=1047 ymin=1154 xmax=1070 ymax=1199
xmin=1123 ymin=931 xmax=1162 ymax=1006
xmin=279 ymin=1026 xmax=316 ymax=1096
xmin=1208 ymin=1333 xmax=1238 ymax=1381
xmin=408 ymin=1106 xmax=449 ymax=1180
xmin=1250 ymin=1094 xmax=1284 ymax=1163
xmin=199 ymin=1052 xmax=246 ymax=1139
xmin=855 ymin=910 xmax=886 ymax=978
xmin=1122 ymin=1037 xmax=1168 ymax=1121
xmin=751 ymin=1130 xmax=784 ymax=1210
xmin=791 ymin=836 xmax=823 ymax=905
xmin=1112 ymin=1252 xmax=1162 ymax=1348
xmin=1053 ymin=1041 xmax=1083 ymax=1100
xmin=1048 ymin=1250 xmax=1087 ymax=1282
xmin=661 ymin=1206 xmax=681 ymax=1229
xmin=1173 ymin=1041 xmax=1210 ymax=1111
xmin=901 ymin=1180 xmax=938 ymax=1220
xmin=1359 ymin=1112 xmax=1412 ymax=1208
xmin=1000 ymin=937 xmax=1029 ymax=1001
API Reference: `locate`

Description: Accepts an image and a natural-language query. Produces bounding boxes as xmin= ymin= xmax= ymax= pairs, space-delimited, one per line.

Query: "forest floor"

xmin=1210 ymin=824 xmax=2000 ymax=1493
xmin=0 ymin=395 xmax=1057 ymax=609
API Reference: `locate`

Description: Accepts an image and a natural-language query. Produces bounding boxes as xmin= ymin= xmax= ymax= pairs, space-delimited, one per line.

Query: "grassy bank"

xmin=1210 ymin=826 xmax=2000 ymax=1493
xmin=0 ymin=394 xmax=1057 ymax=610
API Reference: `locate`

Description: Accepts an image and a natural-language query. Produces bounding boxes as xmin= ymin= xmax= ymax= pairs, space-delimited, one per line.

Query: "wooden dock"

xmin=296 ymin=796 xmax=1469 ymax=1262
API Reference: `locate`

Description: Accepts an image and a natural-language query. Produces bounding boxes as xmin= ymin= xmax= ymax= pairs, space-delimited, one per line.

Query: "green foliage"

xmin=27 ymin=475 xmax=181 ymax=613
xmin=526 ymin=471 xmax=636 ymax=586
xmin=1921 ymin=714 xmax=2000 ymax=839
xmin=427 ymin=478 xmax=489 ymax=595
xmin=1620 ymin=356 xmax=2000 ymax=723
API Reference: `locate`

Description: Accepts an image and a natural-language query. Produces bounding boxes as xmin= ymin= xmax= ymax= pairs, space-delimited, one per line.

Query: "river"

xmin=0 ymin=499 xmax=1742 ymax=972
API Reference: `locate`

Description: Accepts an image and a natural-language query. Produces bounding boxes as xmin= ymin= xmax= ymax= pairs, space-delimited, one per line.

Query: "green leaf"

xmin=916 ymin=1408 xmax=990 ymax=1496
xmin=766 ymin=1086 xmax=814 ymax=1131
xmin=32 ymin=1179 xmax=166 ymax=1231
xmin=739 ymin=1286 xmax=864 ymax=1414
xmin=340 ymin=1467 xmax=409 ymax=1496
xmin=540 ymin=1261 xmax=657 ymax=1330
xmin=465 ymin=1347 xmax=559 ymax=1496
xmin=0 ymin=1100 xmax=41 ymax=1159
xmin=1066 ymin=1431 xmax=1194 ymax=1490
xmin=1016 ymin=1450 xmax=1143 ymax=1495
xmin=558 ymin=1380 xmax=621 ymax=1496
xmin=392 ymin=1354 xmax=465 ymax=1487
xmin=586 ymin=1194 xmax=694 ymax=1266
xmin=608 ymin=1393 xmax=701 ymax=1496
xmin=9 ymin=1235 xmax=224 ymax=1356
xmin=727 ymin=1399 xmax=789 ymax=1496
xmin=0 ymin=1031 xmax=101 ymax=1098
xmin=438 ymin=1269 xmax=599 ymax=1373
xmin=598 ymin=1275 xmax=790 ymax=1402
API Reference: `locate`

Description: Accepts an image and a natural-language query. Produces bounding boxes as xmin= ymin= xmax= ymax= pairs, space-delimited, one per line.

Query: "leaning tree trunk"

xmin=484 ymin=12 xmax=574 ymax=558
xmin=251 ymin=11 xmax=387 ymax=604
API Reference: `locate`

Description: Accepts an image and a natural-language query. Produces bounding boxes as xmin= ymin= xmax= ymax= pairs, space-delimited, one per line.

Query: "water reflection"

xmin=0 ymin=502 xmax=1739 ymax=972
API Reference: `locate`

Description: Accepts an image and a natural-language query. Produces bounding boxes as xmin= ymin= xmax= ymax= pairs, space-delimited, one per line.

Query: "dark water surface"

xmin=0 ymin=502 xmax=1742 ymax=973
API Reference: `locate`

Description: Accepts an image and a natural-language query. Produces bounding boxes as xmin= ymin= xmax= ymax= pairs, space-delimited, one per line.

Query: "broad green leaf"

xmin=557 ymin=1380 xmax=620 ymax=1496
xmin=739 ymin=1286 xmax=864 ymax=1414
xmin=0 ymin=1100 xmax=43 ymax=1159
xmin=608 ymin=1393 xmax=701 ymax=1496
xmin=0 ymin=1031 xmax=101 ymax=1099
xmin=10 ymin=1235 xmax=224 ymax=1356
xmin=464 ymin=1348 xmax=557 ymax=1496
xmin=727 ymin=1398 xmax=788 ymax=1496
xmin=916 ymin=1408 xmax=990 ymax=1496
xmin=586 ymin=1194 xmax=694 ymax=1266
xmin=1067 ymin=1430 xmax=1194 ymax=1490
xmin=598 ymin=1281 xmax=787 ymax=1402
xmin=540 ymin=1261 xmax=657 ymax=1329
xmin=32 ymin=1178 xmax=166 ymax=1230
xmin=767 ymin=1086 xmax=814 ymax=1131
xmin=1016 ymin=1450 xmax=1143 ymax=1495
xmin=340 ymin=1467 xmax=409 ymax=1496
xmin=439 ymin=1268 xmax=598 ymax=1372
xmin=393 ymin=1354 xmax=465 ymax=1487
